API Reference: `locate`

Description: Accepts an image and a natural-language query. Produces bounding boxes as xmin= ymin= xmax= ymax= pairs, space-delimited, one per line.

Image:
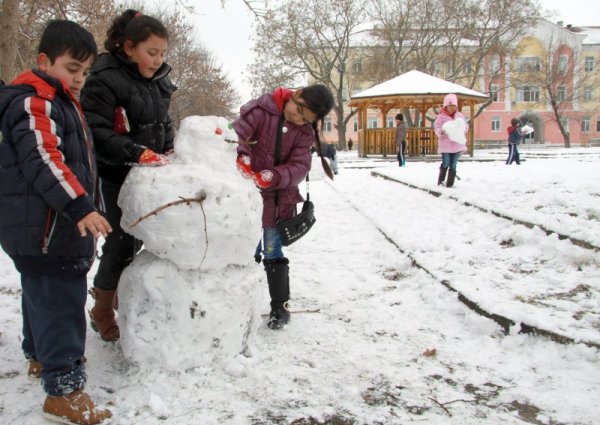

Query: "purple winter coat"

xmin=233 ymin=93 xmax=314 ymax=228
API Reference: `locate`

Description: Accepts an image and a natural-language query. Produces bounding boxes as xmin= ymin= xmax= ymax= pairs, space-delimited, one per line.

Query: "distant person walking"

xmin=347 ymin=138 xmax=353 ymax=151
xmin=506 ymin=117 xmax=523 ymax=165
xmin=395 ymin=113 xmax=407 ymax=167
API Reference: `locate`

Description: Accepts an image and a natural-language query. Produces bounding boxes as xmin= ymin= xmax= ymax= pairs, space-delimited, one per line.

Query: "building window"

xmin=585 ymin=56 xmax=594 ymax=72
xmin=516 ymin=85 xmax=540 ymax=102
xmin=556 ymin=85 xmax=566 ymax=102
xmin=516 ymin=56 xmax=541 ymax=72
xmin=596 ymin=118 xmax=600 ymax=132
xmin=368 ymin=117 xmax=378 ymax=129
xmin=491 ymin=116 xmax=501 ymax=132
xmin=558 ymin=55 xmax=568 ymax=74
xmin=490 ymin=55 xmax=500 ymax=73
xmin=352 ymin=59 xmax=362 ymax=73
xmin=490 ymin=84 xmax=499 ymax=102
xmin=386 ymin=116 xmax=394 ymax=128
xmin=584 ymin=87 xmax=593 ymax=102
xmin=324 ymin=117 xmax=332 ymax=132
xmin=581 ymin=118 xmax=591 ymax=132
xmin=353 ymin=118 xmax=358 ymax=132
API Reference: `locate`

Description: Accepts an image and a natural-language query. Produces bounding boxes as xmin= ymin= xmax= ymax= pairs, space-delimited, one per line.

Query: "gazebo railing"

xmin=361 ymin=128 xmax=438 ymax=157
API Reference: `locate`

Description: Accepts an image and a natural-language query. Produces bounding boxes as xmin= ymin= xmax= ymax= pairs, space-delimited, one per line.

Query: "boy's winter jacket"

xmin=80 ymin=52 xmax=176 ymax=185
xmin=233 ymin=92 xmax=313 ymax=228
xmin=0 ymin=70 xmax=98 ymax=275
xmin=507 ymin=126 xmax=523 ymax=145
xmin=396 ymin=121 xmax=407 ymax=151
xmin=434 ymin=110 xmax=468 ymax=154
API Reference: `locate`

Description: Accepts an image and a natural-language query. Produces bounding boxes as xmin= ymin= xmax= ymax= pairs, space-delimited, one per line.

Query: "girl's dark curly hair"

xmin=104 ymin=9 xmax=168 ymax=54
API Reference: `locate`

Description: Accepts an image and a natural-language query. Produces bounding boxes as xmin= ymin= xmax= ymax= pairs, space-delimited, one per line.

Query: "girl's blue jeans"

xmin=255 ymin=227 xmax=284 ymax=261
xmin=441 ymin=152 xmax=460 ymax=170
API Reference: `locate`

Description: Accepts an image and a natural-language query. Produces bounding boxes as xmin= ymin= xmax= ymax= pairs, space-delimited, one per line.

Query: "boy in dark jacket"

xmin=507 ymin=117 xmax=523 ymax=165
xmin=0 ymin=20 xmax=112 ymax=424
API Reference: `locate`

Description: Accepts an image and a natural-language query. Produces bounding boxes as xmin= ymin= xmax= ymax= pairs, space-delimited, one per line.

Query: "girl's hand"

xmin=236 ymin=154 xmax=253 ymax=179
xmin=138 ymin=149 xmax=170 ymax=166
xmin=253 ymin=169 xmax=274 ymax=189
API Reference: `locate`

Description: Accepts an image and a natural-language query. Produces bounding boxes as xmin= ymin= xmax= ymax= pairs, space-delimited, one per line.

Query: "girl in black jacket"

xmin=81 ymin=9 xmax=176 ymax=341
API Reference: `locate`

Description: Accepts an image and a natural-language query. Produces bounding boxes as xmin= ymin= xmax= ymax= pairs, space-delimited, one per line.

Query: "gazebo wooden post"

xmin=419 ymin=106 xmax=428 ymax=156
xmin=381 ymin=106 xmax=391 ymax=156
xmin=358 ymin=106 xmax=367 ymax=158
xmin=468 ymin=101 xmax=475 ymax=157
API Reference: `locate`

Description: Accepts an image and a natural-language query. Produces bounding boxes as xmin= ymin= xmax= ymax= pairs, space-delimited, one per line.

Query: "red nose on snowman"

xmin=215 ymin=128 xmax=223 ymax=135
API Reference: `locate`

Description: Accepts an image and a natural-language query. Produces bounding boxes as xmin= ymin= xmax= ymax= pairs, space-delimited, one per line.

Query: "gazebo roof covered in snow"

xmin=348 ymin=70 xmax=488 ymax=109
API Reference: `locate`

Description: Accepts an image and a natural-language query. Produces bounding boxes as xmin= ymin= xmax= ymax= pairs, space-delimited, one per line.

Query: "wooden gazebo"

xmin=348 ymin=70 xmax=489 ymax=157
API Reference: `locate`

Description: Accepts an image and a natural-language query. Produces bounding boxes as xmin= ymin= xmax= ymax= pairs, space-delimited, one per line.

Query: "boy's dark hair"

xmin=105 ymin=9 xmax=169 ymax=54
xmin=38 ymin=20 xmax=97 ymax=63
xmin=395 ymin=113 xmax=403 ymax=121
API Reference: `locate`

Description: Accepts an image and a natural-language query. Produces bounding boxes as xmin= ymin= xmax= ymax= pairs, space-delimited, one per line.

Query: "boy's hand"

xmin=138 ymin=149 xmax=170 ymax=166
xmin=77 ymin=212 xmax=112 ymax=238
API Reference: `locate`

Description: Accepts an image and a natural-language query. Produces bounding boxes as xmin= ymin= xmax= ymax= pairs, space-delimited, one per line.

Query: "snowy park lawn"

xmin=0 ymin=146 xmax=599 ymax=424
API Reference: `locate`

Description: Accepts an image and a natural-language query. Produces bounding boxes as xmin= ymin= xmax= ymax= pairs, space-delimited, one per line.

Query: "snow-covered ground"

xmin=1 ymin=147 xmax=599 ymax=424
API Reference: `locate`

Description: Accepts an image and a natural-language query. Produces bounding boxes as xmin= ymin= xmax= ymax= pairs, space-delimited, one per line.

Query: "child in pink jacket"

xmin=434 ymin=93 xmax=468 ymax=187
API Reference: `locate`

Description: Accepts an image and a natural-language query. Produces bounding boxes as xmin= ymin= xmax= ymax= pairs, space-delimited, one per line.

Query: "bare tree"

xmin=367 ymin=0 xmax=541 ymax=123
xmin=250 ymin=0 xmax=366 ymax=147
xmin=2 ymin=0 xmax=239 ymax=123
xmin=513 ymin=30 xmax=599 ymax=147
xmin=0 ymin=0 xmax=20 ymax=83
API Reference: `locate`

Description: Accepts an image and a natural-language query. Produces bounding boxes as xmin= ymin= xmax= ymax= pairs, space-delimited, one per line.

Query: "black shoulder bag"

xmin=273 ymin=115 xmax=316 ymax=246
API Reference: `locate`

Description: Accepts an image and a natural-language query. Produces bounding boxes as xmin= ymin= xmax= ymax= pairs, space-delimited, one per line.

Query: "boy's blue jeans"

xmin=21 ymin=273 xmax=87 ymax=396
xmin=441 ymin=152 xmax=460 ymax=170
xmin=255 ymin=227 xmax=284 ymax=261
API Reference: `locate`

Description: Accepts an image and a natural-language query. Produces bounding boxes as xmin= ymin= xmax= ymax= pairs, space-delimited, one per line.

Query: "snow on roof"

xmin=576 ymin=27 xmax=600 ymax=45
xmin=351 ymin=70 xmax=488 ymax=100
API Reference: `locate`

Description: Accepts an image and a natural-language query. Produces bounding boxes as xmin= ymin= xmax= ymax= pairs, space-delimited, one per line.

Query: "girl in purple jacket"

xmin=434 ymin=93 xmax=468 ymax=187
xmin=233 ymin=84 xmax=334 ymax=329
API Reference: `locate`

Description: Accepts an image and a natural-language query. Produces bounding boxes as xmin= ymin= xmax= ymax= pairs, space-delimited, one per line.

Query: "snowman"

xmin=116 ymin=116 xmax=263 ymax=371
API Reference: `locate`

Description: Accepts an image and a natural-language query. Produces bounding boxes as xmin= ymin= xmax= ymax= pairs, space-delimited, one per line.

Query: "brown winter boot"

xmin=89 ymin=288 xmax=119 ymax=342
xmin=28 ymin=359 xmax=43 ymax=378
xmin=43 ymin=389 xmax=112 ymax=425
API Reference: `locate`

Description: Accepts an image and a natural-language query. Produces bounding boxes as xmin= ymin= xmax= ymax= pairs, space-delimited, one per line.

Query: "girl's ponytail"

xmin=104 ymin=9 xmax=168 ymax=54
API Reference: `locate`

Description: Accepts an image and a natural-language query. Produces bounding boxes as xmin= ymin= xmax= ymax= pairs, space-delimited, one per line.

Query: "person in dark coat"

xmin=233 ymin=84 xmax=334 ymax=329
xmin=0 ymin=20 xmax=112 ymax=424
xmin=395 ymin=113 xmax=407 ymax=167
xmin=506 ymin=117 xmax=523 ymax=165
xmin=80 ymin=9 xmax=176 ymax=342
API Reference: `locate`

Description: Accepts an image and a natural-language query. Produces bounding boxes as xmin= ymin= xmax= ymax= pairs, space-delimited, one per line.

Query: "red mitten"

xmin=138 ymin=149 xmax=170 ymax=166
xmin=113 ymin=107 xmax=130 ymax=135
xmin=253 ymin=169 xmax=274 ymax=189
xmin=236 ymin=154 xmax=253 ymax=179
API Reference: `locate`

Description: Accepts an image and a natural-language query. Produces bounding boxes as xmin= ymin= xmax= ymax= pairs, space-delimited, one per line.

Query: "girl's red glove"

xmin=138 ymin=149 xmax=170 ymax=166
xmin=253 ymin=170 xmax=274 ymax=189
xmin=236 ymin=154 xmax=253 ymax=179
